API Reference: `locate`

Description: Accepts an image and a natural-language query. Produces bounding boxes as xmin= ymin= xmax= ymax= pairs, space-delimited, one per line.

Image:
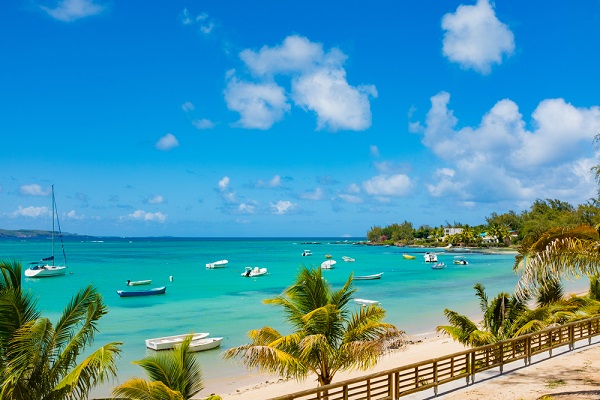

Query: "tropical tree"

xmin=113 ymin=335 xmax=204 ymax=400
xmin=223 ymin=267 xmax=404 ymax=386
xmin=0 ymin=259 xmax=122 ymax=400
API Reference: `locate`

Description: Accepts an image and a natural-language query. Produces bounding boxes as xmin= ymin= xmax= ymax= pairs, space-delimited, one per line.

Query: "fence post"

xmin=465 ymin=353 xmax=470 ymax=385
xmin=470 ymin=351 xmax=476 ymax=384
xmin=569 ymin=324 xmax=574 ymax=351
xmin=433 ymin=361 xmax=438 ymax=397
xmin=499 ymin=343 xmax=504 ymax=374
xmin=548 ymin=330 xmax=553 ymax=358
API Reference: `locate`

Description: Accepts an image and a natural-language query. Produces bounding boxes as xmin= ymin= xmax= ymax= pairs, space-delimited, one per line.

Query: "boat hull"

xmin=146 ymin=332 xmax=210 ymax=350
xmin=321 ymin=260 xmax=337 ymax=269
xmin=126 ymin=279 xmax=152 ymax=286
xmin=24 ymin=265 xmax=67 ymax=278
xmin=353 ymin=273 xmax=383 ymax=280
xmin=189 ymin=337 xmax=223 ymax=352
xmin=402 ymin=254 xmax=416 ymax=260
xmin=117 ymin=286 xmax=166 ymax=297
xmin=241 ymin=267 xmax=268 ymax=277
xmin=206 ymin=260 xmax=228 ymax=269
xmin=354 ymin=298 xmax=380 ymax=306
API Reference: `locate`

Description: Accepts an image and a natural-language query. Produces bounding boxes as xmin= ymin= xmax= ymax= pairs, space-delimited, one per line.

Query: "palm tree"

xmin=0 ymin=259 xmax=122 ymax=400
xmin=113 ymin=335 xmax=204 ymax=400
xmin=223 ymin=266 xmax=404 ymax=386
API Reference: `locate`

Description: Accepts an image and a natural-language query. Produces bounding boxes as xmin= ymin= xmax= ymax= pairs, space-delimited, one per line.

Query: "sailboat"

xmin=24 ymin=185 xmax=68 ymax=278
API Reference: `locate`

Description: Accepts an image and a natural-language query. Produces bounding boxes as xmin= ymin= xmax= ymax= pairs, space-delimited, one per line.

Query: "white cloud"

xmin=238 ymin=202 xmax=256 ymax=214
xmin=442 ymin=0 xmax=515 ymax=74
xmin=337 ymin=194 xmax=363 ymax=204
xmin=147 ymin=195 xmax=165 ymax=205
xmin=231 ymin=35 xmax=376 ymax=131
xmin=217 ymin=176 xmax=236 ymax=204
xmin=125 ymin=210 xmax=167 ymax=223
xmin=271 ymin=200 xmax=296 ymax=214
xmin=418 ymin=91 xmax=600 ymax=203
xmin=11 ymin=206 xmax=49 ymax=218
xmin=300 ymin=187 xmax=325 ymax=200
xmin=224 ymin=76 xmax=290 ymax=129
xmin=258 ymin=175 xmax=283 ymax=188
xmin=370 ymin=145 xmax=380 ymax=157
xmin=362 ymin=174 xmax=412 ymax=197
xmin=40 ymin=0 xmax=105 ymax=22
xmin=181 ymin=9 xmax=214 ymax=34
xmin=218 ymin=176 xmax=230 ymax=190
xmin=182 ymin=101 xmax=195 ymax=112
xmin=66 ymin=210 xmax=83 ymax=220
xmin=192 ymin=119 xmax=215 ymax=129
xmin=20 ymin=184 xmax=49 ymax=196
xmin=155 ymin=133 xmax=179 ymax=151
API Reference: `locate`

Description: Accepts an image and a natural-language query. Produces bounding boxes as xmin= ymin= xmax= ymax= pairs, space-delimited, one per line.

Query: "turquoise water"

xmin=0 ymin=237 xmax=589 ymax=397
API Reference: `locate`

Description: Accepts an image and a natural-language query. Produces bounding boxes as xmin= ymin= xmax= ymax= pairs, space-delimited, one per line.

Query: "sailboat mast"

xmin=51 ymin=184 xmax=55 ymax=266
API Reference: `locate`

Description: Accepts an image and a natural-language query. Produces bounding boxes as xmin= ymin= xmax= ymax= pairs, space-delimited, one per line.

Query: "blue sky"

xmin=2 ymin=1 xmax=600 ymax=237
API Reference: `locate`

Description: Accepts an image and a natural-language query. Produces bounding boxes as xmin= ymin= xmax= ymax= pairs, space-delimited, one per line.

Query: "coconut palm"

xmin=223 ymin=266 xmax=404 ymax=386
xmin=113 ymin=335 xmax=204 ymax=400
xmin=0 ymin=259 xmax=122 ymax=400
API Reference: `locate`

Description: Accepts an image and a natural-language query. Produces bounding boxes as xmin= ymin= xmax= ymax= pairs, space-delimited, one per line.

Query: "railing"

xmin=267 ymin=316 xmax=600 ymax=400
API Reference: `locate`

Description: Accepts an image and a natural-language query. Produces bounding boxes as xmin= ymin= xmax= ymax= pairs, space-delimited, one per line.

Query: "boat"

xmin=302 ymin=250 xmax=312 ymax=256
xmin=321 ymin=259 xmax=337 ymax=269
xmin=353 ymin=272 xmax=383 ymax=280
xmin=431 ymin=262 xmax=446 ymax=270
xmin=325 ymin=254 xmax=333 ymax=259
xmin=402 ymin=254 xmax=416 ymax=260
xmin=126 ymin=279 xmax=152 ymax=286
xmin=116 ymin=286 xmax=167 ymax=297
xmin=342 ymin=256 xmax=355 ymax=262
xmin=424 ymin=252 xmax=438 ymax=263
xmin=206 ymin=259 xmax=228 ymax=269
xmin=145 ymin=332 xmax=210 ymax=350
xmin=354 ymin=298 xmax=380 ymax=306
xmin=188 ymin=337 xmax=223 ymax=352
xmin=453 ymin=256 xmax=469 ymax=265
xmin=241 ymin=266 xmax=268 ymax=277
xmin=25 ymin=185 xmax=68 ymax=278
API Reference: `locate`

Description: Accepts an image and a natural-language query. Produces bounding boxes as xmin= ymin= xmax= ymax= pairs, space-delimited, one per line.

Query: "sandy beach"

xmin=200 ymin=332 xmax=600 ymax=400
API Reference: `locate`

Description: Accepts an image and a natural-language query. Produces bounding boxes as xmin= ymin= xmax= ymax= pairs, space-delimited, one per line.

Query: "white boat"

xmin=145 ymin=332 xmax=210 ymax=351
xmin=302 ymin=250 xmax=312 ymax=256
xmin=188 ymin=337 xmax=223 ymax=352
xmin=354 ymin=298 xmax=380 ymax=306
xmin=342 ymin=256 xmax=355 ymax=262
xmin=431 ymin=262 xmax=446 ymax=270
xmin=206 ymin=259 xmax=228 ymax=269
xmin=25 ymin=185 xmax=68 ymax=278
xmin=126 ymin=279 xmax=152 ymax=286
xmin=321 ymin=259 xmax=337 ymax=269
xmin=353 ymin=272 xmax=383 ymax=280
xmin=453 ymin=256 xmax=469 ymax=265
xmin=423 ymin=252 xmax=438 ymax=263
xmin=241 ymin=266 xmax=268 ymax=277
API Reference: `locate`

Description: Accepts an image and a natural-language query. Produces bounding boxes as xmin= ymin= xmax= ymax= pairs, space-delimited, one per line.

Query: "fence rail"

xmin=267 ymin=316 xmax=600 ymax=400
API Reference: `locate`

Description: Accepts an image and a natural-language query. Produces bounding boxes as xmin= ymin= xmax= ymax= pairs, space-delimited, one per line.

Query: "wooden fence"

xmin=267 ymin=316 xmax=600 ymax=400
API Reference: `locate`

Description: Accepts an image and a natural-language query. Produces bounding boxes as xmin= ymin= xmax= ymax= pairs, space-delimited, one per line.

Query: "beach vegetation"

xmin=113 ymin=335 xmax=204 ymax=399
xmin=222 ymin=266 xmax=405 ymax=386
xmin=0 ymin=259 xmax=122 ymax=399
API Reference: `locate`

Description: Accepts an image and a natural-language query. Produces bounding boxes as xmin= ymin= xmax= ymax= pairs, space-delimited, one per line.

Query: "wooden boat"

xmin=342 ymin=256 xmax=355 ymax=262
xmin=116 ymin=286 xmax=166 ymax=297
xmin=431 ymin=262 xmax=446 ymax=270
xmin=126 ymin=279 xmax=152 ymax=286
xmin=206 ymin=259 xmax=228 ymax=269
xmin=241 ymin=266 xmax=268 ymax=277
xmin=353 ymin=272 xmax=383 ymax=280
xmin=25 ymin=185 xmax=68 ymax=278
xmin=188 ymin=337 xmax=223 ymax=352
xmin=321 ymin=260 xmax=337 ymax=269
xmin=354 ymin=298 xmax=380 ymax=306
xmin=402 ymin=254 xmax=416 ymax=260
xmin=146 ymin=332 xmax=210 ymax=350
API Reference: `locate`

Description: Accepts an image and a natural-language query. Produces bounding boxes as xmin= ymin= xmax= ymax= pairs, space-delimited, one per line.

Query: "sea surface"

xmin=0 ymin=237 xmax=589 ymax=397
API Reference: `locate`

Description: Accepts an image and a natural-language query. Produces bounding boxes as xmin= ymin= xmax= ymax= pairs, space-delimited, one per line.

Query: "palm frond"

xmin=113 ymin=377 xmax=185 ymax=400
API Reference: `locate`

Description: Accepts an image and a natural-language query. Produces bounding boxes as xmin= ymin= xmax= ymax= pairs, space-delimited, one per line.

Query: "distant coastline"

xmin=0 ymin=229 xmax=82 ymax=239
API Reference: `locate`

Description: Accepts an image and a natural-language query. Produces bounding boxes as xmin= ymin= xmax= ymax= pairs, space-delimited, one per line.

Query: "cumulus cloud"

xmin=217 ymin=176 xmax=236 ymax=204
xmin=442 ymin=0 xmax=515 ymax=74
xmin=227 ymin=35 xmax=376 ymax=131
xmin=66 ymin=210 xmax=84 ymax=220
xmin=11 ymin=206 xmax=49 ymax=218
xmin=40 ymin=0 xmax=105 ymax=22
xmin=20 ymin=184 xmax=49 ymax=196
xmin=362 ymin=174 xmax=412 ymax=197
xmin=271 ymin=200 xmax=296 ymax=214
xmin=300 ymin=187 xmax=325 ymax=200
xmin=337 ymin=194 xmax=363 ymax=204
xmin=182 ymin=101 xmax=195 ymax=112
xmin=192 ymin=119 xmax=215 ymax=129
xmin=124 ymin=210 xmax=167 ymax=223
xmin=146 ymin=195 xmax=165 ymax=205
xmin=257 ymin=175 xmax=283 ymax=188
xmin=155 ymin=133 xmax=179 ymax=151
xmin=180 ymin=8 xmax=214 ymax=34
xmin=238 ymin=202 xmax=257 ymax=214
xmin=417 ymin=91 xmax=600 ymax=203
xmin=218 ymin=176 xmax=230 ymax=190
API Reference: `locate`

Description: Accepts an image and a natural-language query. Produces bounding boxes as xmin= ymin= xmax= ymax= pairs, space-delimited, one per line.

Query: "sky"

xmin=1 ymin=0 xmax=600 ymax=237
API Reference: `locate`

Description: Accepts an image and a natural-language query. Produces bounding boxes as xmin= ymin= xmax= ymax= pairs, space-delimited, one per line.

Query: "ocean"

xmin=0 ymin=237 xmax=589 ymax=397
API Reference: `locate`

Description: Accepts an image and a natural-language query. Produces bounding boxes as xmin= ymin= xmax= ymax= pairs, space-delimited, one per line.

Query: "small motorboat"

xmin=453 ymin=256 xmax=469 ymax=265
xmin=188 ymin=337 xmax=223 ymax=352
xmin=241 ymin=266 xmax=268 ymax=277
xmin=353 ymin=272 xmax=383 ymax=280
xmin=342 ymin=256 xmax=355 ymax=262
xmin=146 ymin=332 xmax=210 ymax=350
xmin=321 ymin=260 xmax=337 ymax=269
xmin=302 ymin=250 xmax=312 ymax=256
xmin=424 ymin=252 xmax=438 ymax=262
xmin=431 ymin=262 xmax=446 ymax=270
xmin=402 ymin=254 xmax=416 ymax=260
xmin=325 ymin=254 xmax=333 ymax=259
xmin=354 ymin=298 xmax=380 ymax=306
xmin=206 ymin=259 xmax=228 ymax=269
xmin=126 ymin=279 xmax=152 ymax=286
xmin=116 ymin=286 xmax=166 ymax=297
